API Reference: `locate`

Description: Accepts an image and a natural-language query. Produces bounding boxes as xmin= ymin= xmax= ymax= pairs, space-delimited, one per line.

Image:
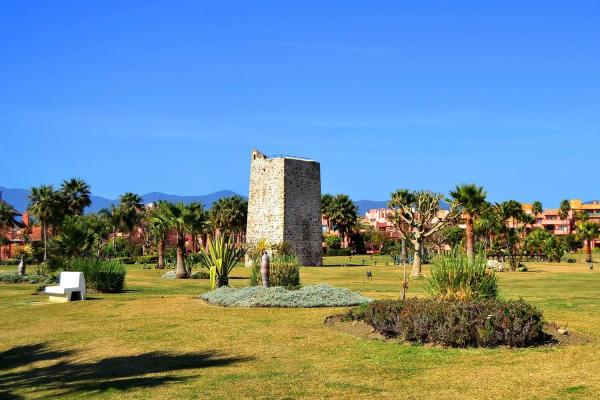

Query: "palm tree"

xmin=0 ymin=201 xmax=20 ymax=230
xmin=187 ymin=202 xmax=209 ymax=252
xmin=559 ymin=199 xmax=571 ymax=220
xmin=210 ymin=196 xmax=248 ymax=242
xmin=321 ymin=194 xmax=334 ymax=233
xmin=531 ymin=201 xmax=543 ymax=217
xmin=153 ymin=202 xmax=193 ymax=278
xmin=576 ymin=221 xmax=600 ymax=263
xmin=328 ymin=194 xmax=358 ymax=248
xmin=60 ymin=178 xmax=91 ymax=215
xmin=28 ymin=185 xmax=60 ymax=261
xmin=147 ymin=201 xmax=170 ymax=269
xmin=118 ymin=192 xmax=144 ymax=249
xmin=449 ymin=184 xmax=487 ymax=263
xmin=99 ymin=205 xmax=123 ymax=256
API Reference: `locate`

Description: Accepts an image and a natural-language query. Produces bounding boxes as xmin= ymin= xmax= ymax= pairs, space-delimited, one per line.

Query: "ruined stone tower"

xmin=246 ymin=150 xmax=322 ymax=266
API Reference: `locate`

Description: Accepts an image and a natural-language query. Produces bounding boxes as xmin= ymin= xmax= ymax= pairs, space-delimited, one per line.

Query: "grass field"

xmin=1 ymin=258 xmax=599 ymax=399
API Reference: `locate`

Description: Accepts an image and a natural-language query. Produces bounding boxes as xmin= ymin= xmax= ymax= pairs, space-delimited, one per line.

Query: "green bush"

xmin=249 ymin=254 xmax=302 ymax=289
xmin=325 ymin=234 xmax=342 ymax=250
xmin=190 ymin=270 xmax=210 ymax=279
xmin=350 ymin=298 xmax=547 ymax=347
xmin=136 ymin=255 xmax=158 ymax=264
xmin=426 ymin=250 xmax=498 ymax=301
xmin=202 ymin=284 xmax=372 ymax=308
xmin=111 ymin=256 xmax=135 ymax=264
xmin=326 ymin=248 xmax=352 ymax=257
xmin=69 ymin=258 xmax=127 ymax=293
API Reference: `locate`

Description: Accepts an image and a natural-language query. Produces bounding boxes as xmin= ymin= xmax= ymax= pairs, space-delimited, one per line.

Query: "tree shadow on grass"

xmin=0 ymin=343 xmax=253 ymax=399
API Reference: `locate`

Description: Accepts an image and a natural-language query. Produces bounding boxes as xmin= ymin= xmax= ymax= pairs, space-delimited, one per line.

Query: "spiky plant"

xmin=198 ymin=234 xmax=245 ymax=289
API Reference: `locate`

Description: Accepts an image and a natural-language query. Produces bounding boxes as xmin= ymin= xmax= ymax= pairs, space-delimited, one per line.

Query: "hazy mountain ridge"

xmin=0 ymin=187 xmax=244 ymax=213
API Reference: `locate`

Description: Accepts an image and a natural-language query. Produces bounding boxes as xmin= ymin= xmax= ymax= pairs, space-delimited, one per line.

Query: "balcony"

xmin=540 ymin=219 xmax=570 ymax=225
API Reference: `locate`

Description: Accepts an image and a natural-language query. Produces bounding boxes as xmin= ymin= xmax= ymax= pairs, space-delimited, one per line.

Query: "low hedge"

xmin=70 ymin=258 xmax=127 ymax=293
xmin=348 ymin=298 xmax=547 ymax=348
xmin=326 ymin=248 xmax=352 ymax=257
xmin=136 ymin=255 xmax=158 ymax=264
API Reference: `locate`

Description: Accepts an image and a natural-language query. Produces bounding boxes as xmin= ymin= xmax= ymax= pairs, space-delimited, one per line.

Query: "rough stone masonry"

xmin=246 ymin=149 xmax=322 ymax=266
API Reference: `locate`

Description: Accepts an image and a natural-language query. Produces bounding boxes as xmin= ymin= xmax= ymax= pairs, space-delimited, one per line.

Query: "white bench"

xmin=45 ymin=272 xmax=86 ymax=302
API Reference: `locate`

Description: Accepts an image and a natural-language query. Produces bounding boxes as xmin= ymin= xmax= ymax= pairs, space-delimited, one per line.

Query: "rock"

xmin=557 ymin=328 xmax=569 ymax=335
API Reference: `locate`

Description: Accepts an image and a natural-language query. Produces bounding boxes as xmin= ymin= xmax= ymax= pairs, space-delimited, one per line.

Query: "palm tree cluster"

xmin=321 ymin=194 xmax=359 ymax=247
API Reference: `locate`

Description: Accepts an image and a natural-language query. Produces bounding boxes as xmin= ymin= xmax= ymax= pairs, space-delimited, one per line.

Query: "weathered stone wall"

xmin=246 ymin=150 xmax=322 ymax=266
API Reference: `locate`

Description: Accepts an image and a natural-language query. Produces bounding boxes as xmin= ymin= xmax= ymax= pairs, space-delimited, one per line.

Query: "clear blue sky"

xmin=1 ymin=1 xmax=598 ymax=207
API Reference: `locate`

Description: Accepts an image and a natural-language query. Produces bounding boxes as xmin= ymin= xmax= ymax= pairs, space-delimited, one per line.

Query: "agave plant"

xmin=198 ymin=234 xmax=245 ymax=289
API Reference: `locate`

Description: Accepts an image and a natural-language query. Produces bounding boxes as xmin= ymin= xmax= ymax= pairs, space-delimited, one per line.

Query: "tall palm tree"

xmin=0 ymin=201 xmax=20 ymax=230
xmin=147 ymin=201 xmax=171 ymax=269
xmin=320 ymin=194 xmax=334 ymax=233
xmin=328 ymin=194 xmax=358 ymax=248
xmin=118 ymin=192 xmax=144 ymax=249
xmin=576 ymin=221 xmax=600 ymax=263
xmin=0 ymin=201 xmax=21 ymax=262
xmin=210 ymin=196 xmax=248 ymax=242
xmin=187 ymin=202 xmax=209 ymax=252
xmin=28 ymin=185 xmax=60 ymax=261
xmin=559 ymin=199 xmax=571 ymax=220
xmin=60 ymin=178 xmax=91 ymax=215
xmin=449 ymin=184 xmax=487 ymax=263
xmin=153 ymin=202 xmax=193 ymax=278
xmin=531 ymin=201 xmax=543 ymax=217
xmin=99 ymin=205 xmax=123 ymax=255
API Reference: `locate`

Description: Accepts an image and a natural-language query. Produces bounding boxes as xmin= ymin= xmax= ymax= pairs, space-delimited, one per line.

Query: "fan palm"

xmin=576 ymin=222 xmax=600 ymax=263
xmin=197 ymin=234 xmax=245 ymax=288
xmin=328 ymin=194 xmax=358 ymax=247
xmin=152 ymin=202 xmax=193 ymax=278
xmin=531 ymin=201 xmax=543 ymax=217
xmin=118 ymin=192 xmax=144 ymax=248
xmin=187 ymin=202 xmax=209 ymax=252
xmin=99 ymin=205 xmax=122 ymax=253
xmin=210 ymin=196 xmax=248 ymax=242
xmin=321 ymin=194 xmax=334 ymax=232
xmin=28 ymin=185 xmax=61 ymax=261
xmin=450 ymin=184 xmax=488 ymax=263
xmin=60 ymin=178 xmax=91 ymax=215
xmin=147 ymin=201 xmax=171 ymax=269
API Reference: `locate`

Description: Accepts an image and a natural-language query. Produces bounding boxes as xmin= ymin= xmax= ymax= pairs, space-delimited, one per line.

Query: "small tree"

xmin=576 ymin=222 xmax=600 ymax=263
xmin=387 ymin=190 xmax=460 ymax=276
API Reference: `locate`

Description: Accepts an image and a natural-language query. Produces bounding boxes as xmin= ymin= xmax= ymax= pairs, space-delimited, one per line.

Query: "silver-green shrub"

xmin=202 ymin=284 xmax=372 ymax=308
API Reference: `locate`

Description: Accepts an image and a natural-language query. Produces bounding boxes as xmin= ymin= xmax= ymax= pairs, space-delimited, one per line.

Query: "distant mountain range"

xmin=0 ymin=186 xmax=242 ymax=214
xmin=0 ymin=186 xmax=393 ymax=216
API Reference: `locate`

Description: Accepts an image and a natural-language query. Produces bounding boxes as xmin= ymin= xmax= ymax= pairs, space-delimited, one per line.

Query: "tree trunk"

xmin=157 ymin=239 xmax=165 ymax=269
xmin=175 ymin=234 xmax=188 ymax=278
xmin=466 ymin=214 xmax=474 ymax=263
xmin=411 ymin=240 xmax=421 ymax=276
xmin=401 ymin=238 xmax=407 ymax=264
xmin=42 ymin=220 xmax=47 ymax=262
xmin=585 ymin=240 xmax=592 ymax=263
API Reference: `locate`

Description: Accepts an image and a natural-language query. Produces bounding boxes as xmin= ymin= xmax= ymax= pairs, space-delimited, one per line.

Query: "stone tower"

xmin=246 ymin=149 xmax=322 ymax=266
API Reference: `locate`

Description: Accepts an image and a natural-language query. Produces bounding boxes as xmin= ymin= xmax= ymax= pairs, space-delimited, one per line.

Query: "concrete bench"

xmin=45 ymin=272 xmax=86 ymax=302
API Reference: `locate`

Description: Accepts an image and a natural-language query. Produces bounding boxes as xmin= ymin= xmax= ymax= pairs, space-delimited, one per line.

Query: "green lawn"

xmin=1 ymin=258 xmax=599 ymax=399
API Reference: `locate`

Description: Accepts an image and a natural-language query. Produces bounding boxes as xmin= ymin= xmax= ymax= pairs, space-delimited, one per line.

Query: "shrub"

xmin=190 ymin=270 xmax=210 ymax=279
xmin=350 ymin=298 xmax=546 ymax=347
xmin=197 ymin=234 xmax=245 ymax=289
xmin=249 ymin=254 xmax=301 ymax=289
xmin=327 ymin=248 xmax=352 ymax=257
xmin=270 ymin=254 xmax=301 ymax=288
xmin=325 ymin=234 xmax=342 ymax=250
xmin=111 ymin=256 xmax=135 ymax=264
xmin=426 ymin=250 xmax=498 ymax=301
xmin=566 ymin=258 xmax=577 ymax=263
xmin=161 ymin=270 xmax=176 ymax=279
xmin=69 ymin=258 xmax=127 ymax=293
xmin=517 ymin=264 xmax=528 ymax=272
xmin=136 ymin=255 xmax=158 ymax=264
xmin=0 ymin=272 xmax=56 ymax=285
xmin=202 ymin=284 xmax=372 ymax=308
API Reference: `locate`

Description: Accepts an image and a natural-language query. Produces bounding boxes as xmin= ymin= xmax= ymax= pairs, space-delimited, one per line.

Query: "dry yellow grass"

xmin=0 ymin=260 xmax=599 ymax=399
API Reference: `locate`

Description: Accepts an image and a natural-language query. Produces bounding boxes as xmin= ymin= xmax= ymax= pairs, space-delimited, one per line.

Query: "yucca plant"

xmin=425 ymin=249 xmax=498 ymax=301
xmin=197 ymin=234 xmax=245 ymax=289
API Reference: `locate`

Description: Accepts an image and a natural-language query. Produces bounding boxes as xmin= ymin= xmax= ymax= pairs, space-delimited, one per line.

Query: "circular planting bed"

xmin=201 ymin=284 xmax=372 ymax=308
